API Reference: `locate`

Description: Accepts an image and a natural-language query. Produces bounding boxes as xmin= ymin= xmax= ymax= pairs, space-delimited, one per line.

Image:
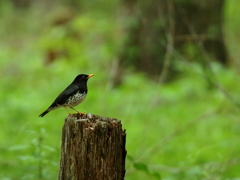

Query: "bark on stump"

xmin=59 ymin=113 xmax=126 ymax=180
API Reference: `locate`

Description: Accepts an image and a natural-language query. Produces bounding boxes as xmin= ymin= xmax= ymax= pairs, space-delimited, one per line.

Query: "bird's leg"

xmin=70 ymin=107 xmax=85 ymax=115
xmin=64 ymin=107 xmax=72 ymax=115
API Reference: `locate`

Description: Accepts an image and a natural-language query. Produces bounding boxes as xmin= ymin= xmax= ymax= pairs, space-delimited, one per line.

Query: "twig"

xmin=158 ymin=0 xmax=174 ymax=84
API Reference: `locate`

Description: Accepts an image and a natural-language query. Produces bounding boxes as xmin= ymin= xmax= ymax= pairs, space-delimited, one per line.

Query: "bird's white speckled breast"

xmin=64 ymin=92 xmax=86 ymax=107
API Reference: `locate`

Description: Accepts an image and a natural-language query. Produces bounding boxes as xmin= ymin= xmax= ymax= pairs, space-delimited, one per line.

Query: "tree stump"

xmin=58 ymin=113 xmax=127 ymax=180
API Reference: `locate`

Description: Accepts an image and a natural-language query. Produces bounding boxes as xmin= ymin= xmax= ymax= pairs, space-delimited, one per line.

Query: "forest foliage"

xmin=1 ymin=0 xmax=240 ymax=179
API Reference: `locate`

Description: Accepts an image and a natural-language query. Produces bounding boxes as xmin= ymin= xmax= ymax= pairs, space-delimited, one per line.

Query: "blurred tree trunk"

xmin=119 ymin=0 xmax=169 ymax=80
xmin=117 ymin=0 xmax=227 ymax=83
xmin=9 ymin=0 xmax=80 ymax=8
xmin=174 ymin=0 xmax=227 ymax=64
xmin=10 ymin=0 xmax=31 ymax=8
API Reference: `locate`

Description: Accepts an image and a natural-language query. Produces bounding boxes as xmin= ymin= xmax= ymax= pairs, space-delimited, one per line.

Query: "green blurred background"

xmin=1 ymin=0 xmax=240 ymax=179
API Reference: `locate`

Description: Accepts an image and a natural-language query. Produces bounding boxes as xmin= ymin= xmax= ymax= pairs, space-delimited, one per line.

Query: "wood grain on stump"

xmin=59 ymin=113 xmax=126 ymax=180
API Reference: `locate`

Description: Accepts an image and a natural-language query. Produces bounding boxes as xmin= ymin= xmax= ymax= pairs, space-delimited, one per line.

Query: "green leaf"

xmin=133 ymin=162 xmax=149 ymax=173
xmin=126 ymin=154 xmax=134 ymax=162
xmin=151 ymin=171 xmax=162 ymax=180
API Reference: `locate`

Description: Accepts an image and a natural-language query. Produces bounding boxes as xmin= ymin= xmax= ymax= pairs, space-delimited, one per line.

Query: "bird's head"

xmin=73 ymin=74 xmax=94 ymax=83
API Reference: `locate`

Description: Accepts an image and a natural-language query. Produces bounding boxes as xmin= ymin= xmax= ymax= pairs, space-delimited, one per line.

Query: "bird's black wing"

xmin=51 ymin=84 xmax=80 ymax=106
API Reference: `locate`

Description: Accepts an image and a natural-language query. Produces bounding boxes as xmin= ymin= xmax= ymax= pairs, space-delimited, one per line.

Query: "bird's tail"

xmin=39 ymin=110 xmax=49 ymax=117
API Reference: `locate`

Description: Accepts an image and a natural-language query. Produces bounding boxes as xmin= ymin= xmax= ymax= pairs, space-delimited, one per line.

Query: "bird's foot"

xmin=76 ymin=111 xmax=85 ymax=115
xmin=70 ymin=107 xmax=85 ymax=115
xmin=64 ymin=107 xmax=74 ymax=116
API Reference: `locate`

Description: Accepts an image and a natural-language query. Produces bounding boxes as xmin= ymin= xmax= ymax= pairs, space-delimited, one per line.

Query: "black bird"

xmin=39 ymin=74 xmax=94 ymax=117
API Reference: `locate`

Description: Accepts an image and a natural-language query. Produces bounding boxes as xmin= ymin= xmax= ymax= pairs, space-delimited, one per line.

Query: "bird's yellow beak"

xmin=87 ymin=74 xmax=94 ymax=79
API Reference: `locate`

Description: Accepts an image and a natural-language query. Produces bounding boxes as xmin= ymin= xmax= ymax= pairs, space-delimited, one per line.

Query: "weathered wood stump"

xmin=58 ymin=113 xmax=126 ymax=180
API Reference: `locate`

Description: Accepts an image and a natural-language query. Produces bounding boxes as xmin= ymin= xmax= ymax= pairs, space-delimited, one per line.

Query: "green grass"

xmin=1 ymin=1 xmax=240 ymax=179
